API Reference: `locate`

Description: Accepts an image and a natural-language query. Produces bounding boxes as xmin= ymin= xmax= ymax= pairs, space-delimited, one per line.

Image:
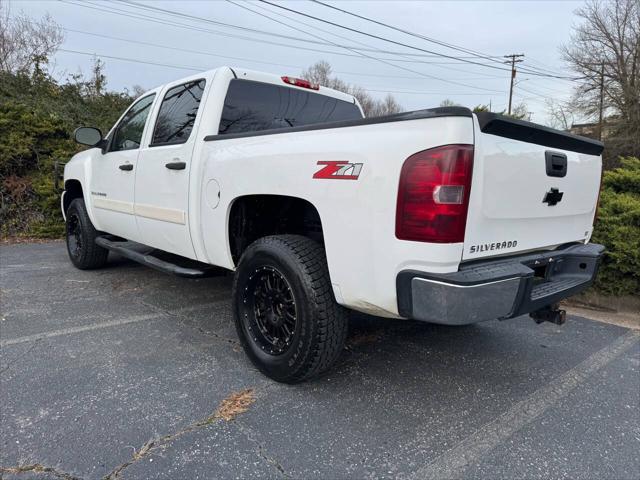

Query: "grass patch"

xmin=213 ymin=388 xmax=256 ymax=422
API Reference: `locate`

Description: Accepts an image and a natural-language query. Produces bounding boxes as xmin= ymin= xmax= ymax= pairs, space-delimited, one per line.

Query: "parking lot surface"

xmin=1 ymin=241 xmax=638 ymax=479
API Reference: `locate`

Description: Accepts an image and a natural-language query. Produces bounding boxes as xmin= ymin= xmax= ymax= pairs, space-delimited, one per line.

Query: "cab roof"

xmin=145 ymin=66 xmax=359 ymax=108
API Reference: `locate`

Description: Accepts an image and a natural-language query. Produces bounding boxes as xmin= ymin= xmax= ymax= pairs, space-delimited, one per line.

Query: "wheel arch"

xmin=226 ymin=194 xmax=325 ymax=267
xmin=62 ymin=179 xmax=85 ymax=215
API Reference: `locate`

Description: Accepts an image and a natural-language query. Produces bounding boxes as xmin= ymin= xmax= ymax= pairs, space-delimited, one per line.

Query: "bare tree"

xmin=88 ymin=57 xmax=106 ymax=97
xmin=370 ymin=94 xmax=402 ymax=117
xmin=546 ymin=99 xmax=577 ymax=131
xmin=65 ymin=57 xmax=110 ymax=98
xmin=301 ymin=60 xmax=334 ymax=87
xmin=439 ymin=99 xmax=460 ymax=107
xmin=301 ymin=61 xmax=402 ymax=117
xmin=130 ymin=84 xmax=147 ymax=98
xmin=561 ymin=0 xmax=639 ymax=159
xmin=509 ymin=102 xmax=530 ymax=120
xmin=0 ymin=1 xmax=64 ymax=74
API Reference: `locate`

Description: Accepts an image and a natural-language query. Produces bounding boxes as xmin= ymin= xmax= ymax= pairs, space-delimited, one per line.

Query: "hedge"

xmin=590 ymin=157 xmax=640 ymax=296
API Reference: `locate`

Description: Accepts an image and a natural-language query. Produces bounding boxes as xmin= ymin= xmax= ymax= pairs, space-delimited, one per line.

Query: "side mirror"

xmin=74 ymin=127 xmax=104 ymax=147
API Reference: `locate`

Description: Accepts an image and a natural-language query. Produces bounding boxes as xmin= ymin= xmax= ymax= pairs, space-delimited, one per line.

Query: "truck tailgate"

xmin=463 ymin=113 xmax=604 ymax=261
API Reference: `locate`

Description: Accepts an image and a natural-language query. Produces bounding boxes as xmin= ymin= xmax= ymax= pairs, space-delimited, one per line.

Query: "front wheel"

xmin=232 ymin=235 xmax=348 ymax=383
xmin=65 ymin=198 xmax=109 ymax=270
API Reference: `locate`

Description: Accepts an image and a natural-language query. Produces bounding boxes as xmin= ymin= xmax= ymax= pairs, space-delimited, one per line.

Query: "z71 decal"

xmin=313 ymin=161 xmax=363 ymax=180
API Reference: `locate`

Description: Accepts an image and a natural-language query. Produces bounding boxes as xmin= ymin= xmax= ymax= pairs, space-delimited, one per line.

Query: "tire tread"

xmin=234 ymin=235 xmax=348 ymax=383
xmin=66 ymin=198 xmax=109 ymax=270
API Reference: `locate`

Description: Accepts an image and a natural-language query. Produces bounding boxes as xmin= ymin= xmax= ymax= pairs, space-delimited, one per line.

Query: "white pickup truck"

xmin=62 ymin=66 xmax=605 ymax=382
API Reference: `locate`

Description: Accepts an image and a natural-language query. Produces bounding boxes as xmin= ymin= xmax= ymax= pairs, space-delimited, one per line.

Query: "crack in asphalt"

xmin=101 ymin=387 xmax=288 ymax=479
xmin=103 ymin=409 xmax=227 ymax=479
xmin=0 ymin=463 xmax=82 ymax=480
xmin=234 ymin=421 xmax=291 ymax=478
xmin=138 ymin=299 xmax=240 ymax=346
xmin=0 ymin=340 xmax=40 ymax=374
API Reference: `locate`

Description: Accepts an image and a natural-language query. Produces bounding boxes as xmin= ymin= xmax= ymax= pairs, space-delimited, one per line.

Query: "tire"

xmin=65 ymin=198 xmax=109 ymax=270
xmin=232 ymin=235 xmax=348 ymax=383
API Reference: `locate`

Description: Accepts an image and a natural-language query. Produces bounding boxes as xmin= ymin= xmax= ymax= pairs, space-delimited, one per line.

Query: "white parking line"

xmin=407 ymin=330 xmax=640 ymax=480
xmin=0 ymin=301 xmax=227 ymax=347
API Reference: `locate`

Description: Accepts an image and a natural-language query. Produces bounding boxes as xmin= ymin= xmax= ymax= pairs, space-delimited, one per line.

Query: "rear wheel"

xmin=65 ymin=198 xmax=108 ymax=270
xmin=232 ymin=235 xmax=348 ymax=383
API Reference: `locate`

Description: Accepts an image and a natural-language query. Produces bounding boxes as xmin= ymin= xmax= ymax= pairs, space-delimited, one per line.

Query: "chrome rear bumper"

xmin=397 ymin=243 xmax=604 ymax=325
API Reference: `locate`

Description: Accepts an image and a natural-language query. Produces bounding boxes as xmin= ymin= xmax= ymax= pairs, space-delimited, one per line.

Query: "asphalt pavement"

xmin=1 ymin=241 xmax=638 ymax=479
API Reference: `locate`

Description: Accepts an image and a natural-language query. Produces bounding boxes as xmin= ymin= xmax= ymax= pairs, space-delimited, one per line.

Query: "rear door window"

xmin=218 ymin=79 xmax=362 ymax=135
xmin=151 ymin=79 xmax=206 ymax=146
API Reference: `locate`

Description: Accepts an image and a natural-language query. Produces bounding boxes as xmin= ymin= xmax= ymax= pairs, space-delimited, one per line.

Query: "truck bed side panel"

xmin=197 ymin=115 xmax=474 ymax=318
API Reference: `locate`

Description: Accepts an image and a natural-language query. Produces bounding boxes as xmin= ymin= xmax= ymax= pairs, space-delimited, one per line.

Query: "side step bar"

xmin=95 ymin=236 xmax=222 ymax=278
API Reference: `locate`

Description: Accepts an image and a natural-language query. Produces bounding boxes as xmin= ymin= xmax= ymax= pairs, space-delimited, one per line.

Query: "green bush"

xmin=590 ymin=157 xmax=640 ymax=296
xmin=0 ymin=70 xmax=132 ymax=238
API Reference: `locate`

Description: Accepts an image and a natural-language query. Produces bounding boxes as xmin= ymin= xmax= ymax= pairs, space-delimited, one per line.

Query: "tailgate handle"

xmin=545 ymin=151 xmax=567 ymax=178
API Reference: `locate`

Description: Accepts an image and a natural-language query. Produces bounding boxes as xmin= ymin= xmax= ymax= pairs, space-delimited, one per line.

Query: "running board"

xmin=95 ymin=236 xmax=222 ymax=278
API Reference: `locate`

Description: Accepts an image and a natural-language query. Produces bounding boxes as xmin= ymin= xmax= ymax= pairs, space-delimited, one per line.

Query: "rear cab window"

xmin=218 ymin=79 xmax=362 ymax=136
xmin=151 ymin=79 xmax=206 ymax=146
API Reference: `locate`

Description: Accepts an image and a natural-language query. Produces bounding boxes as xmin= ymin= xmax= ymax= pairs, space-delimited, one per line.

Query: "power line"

xmin=57 ymin=0 xmax=510 ymax=76
xmin=260 ymin=0 xmax=578 ymax=80
xmin=260 ymin=0 xmax=514 ymax=73
xmin=227 ymin=0 xmax=504 ymax=93
xmin=59 ymin=0 xmax=580 ymax=91
xmin=312 ymin=0 xmax=582 ymax=81
xmin=312 ymin=0 xmax=576 ymax=80
xmin=57 ymin=0 xmax=576 ymax=108
xmin=58 ymin=0 xmax=388 ymax=61
xmin=62 ymin=27 xmax=302 ymax=71
xmin=310 ymin=0 xmax=506 ymax=67
xmin=115 ymin=0 xmax=508 ymax=62
xmin=58 ymin=48 xmax=204 ymax=72
xmin=250 ymin=0 xmax=504 ymax=83
xmin=59 ymin=25 xmax=505 ymax=82
xmin=113 ymin=0 xmax=509 ymax=81
xmin=517 ymin=80 xmax=572 ymax=96
xmin=57 ymin=47 xmax=500 ymax=99
xmin=117 ymin=0 xmax=516 ymax=78
xmin=523 ymin=56 xmax=576 ymax=77
xmin=517 ymin=84 xmax=571 ymax=100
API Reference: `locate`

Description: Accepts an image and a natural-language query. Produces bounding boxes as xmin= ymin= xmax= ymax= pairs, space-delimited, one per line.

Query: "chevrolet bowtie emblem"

xmin=543 ymin=188 xmax=564 ymax=206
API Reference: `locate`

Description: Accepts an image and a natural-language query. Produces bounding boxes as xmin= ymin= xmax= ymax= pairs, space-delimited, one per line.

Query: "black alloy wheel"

xmin=242 ymin=266 xmax=298 ymax=355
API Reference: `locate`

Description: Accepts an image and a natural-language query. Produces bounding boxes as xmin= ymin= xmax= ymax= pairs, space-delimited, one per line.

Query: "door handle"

xmin=119 ymin=163 xmax=134 ymax=171
xmin=165 ymin=161 xmax=186 ymax=170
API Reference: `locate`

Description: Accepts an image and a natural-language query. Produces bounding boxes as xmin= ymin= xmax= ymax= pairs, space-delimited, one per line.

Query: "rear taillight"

xmin=396 ymin=144 xmax=474 ymax=243
xmin=281 ymin=76 xmax=320 ymax=90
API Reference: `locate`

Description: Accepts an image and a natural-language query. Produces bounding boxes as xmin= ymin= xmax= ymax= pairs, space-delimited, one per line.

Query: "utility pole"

xmin=598 ymin=61 xmax=605 ymax=140
xmin=505 ymin=53 xmax=524 ymax=116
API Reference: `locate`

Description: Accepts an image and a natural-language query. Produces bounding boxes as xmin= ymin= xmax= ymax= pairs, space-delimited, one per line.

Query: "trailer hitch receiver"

xmin=530 ymin=304 xmax=566 ymax=325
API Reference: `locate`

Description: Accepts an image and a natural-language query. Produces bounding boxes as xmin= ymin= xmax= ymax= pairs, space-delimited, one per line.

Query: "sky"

xmin=13 ymin=0 xmax=585 ymax=125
